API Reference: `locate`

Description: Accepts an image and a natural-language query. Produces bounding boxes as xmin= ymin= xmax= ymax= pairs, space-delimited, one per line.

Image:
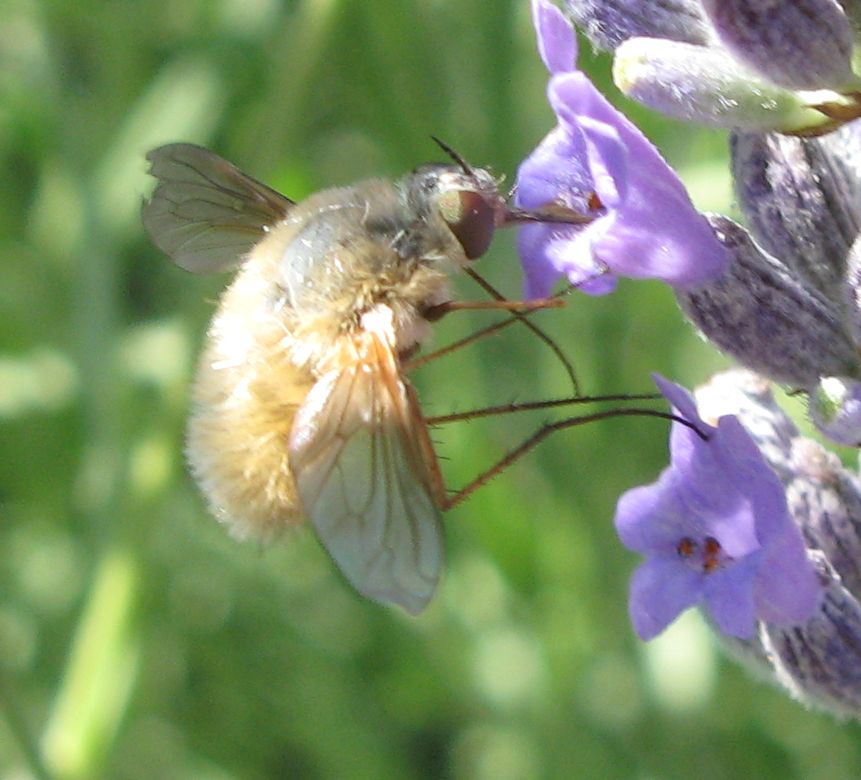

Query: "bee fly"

xmin=142 ymin=142 xmax=587 ymax=614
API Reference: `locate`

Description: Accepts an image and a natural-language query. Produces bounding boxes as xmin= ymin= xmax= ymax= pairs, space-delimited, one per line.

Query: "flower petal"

xmin=703 ymin=557 xmax=759 ymax=637
xmin=755 ymin=529 xmax=821 ymax=625
xmin=515 ymin=124 xmax=592 ymax=212
xmin=549 ymin=73 xmax=728 ymax=287
xmin=518 ymin=223 xmax=617 ymax=297
xmin=652 ymin=374 xmax=703 ymax=427
xmin=617 ymin=373 xmax=821 ymax=642
xmin=629 ymin=556 xmax=703 ymax=640
xmin=518 ymin=224 xmax=568 ymax=299
xmin=615 ymin=471 xmax=686 ymax=553
xmin=532 ymin=0 xmax=578 ymax=74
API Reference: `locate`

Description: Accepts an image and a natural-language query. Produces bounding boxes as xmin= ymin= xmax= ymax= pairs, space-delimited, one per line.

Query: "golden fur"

xmin=186 ymin=189 xmax=457 ymax=540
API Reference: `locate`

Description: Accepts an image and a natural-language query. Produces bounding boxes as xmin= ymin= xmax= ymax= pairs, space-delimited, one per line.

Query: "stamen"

xmin=676 ymin=535 xmax=732 ymax=574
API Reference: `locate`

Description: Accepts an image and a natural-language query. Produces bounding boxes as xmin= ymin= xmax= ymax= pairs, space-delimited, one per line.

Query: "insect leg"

xmin=425 ymin=393 xmax=662 ymax=426
xmin=405 ymin=315 xmax=522 ymax=372
xmin=423 ymin=297 xmax=565 ymax=317
xmin=408 ymin=270 xmax=579 ymax=393
xmin=463 ymin=267 xmax=579 ymax=394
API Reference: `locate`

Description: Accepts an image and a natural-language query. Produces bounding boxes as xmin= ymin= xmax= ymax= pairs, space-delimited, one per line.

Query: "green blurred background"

xmin=2 ymin=1 xmax=859 ymax=778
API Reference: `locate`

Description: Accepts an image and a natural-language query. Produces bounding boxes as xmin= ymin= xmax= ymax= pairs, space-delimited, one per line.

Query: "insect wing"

xmin=142 ymin=143 xmax=295 ymax=273
xmin=289 ymin=351 xmax=444 ymax=615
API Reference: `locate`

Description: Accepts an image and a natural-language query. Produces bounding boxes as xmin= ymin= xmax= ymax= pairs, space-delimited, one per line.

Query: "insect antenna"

xmin=430 ymin=135 xmax=477 ymax=179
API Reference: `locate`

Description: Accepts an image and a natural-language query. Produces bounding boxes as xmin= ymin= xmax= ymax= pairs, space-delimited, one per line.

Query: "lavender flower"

xmin=730 ymin=128 xmax=861 ymax=301
xmin=515 ymin=0 xmax=726 ymax=298
xmin=671 ymin=121 xmax=861 ymax=412
xmin=548 ymin=0 xmax=861 ymax=721
xmin=566 ymin=0 xmax=861 ymax=134
xmin=695 ymin=371 xmax=861 ymax=718
xmin=615 ymin=375 xmax=820 ymax=640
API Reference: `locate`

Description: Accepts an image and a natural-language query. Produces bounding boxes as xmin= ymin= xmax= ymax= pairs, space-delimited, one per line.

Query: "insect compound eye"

xmin=436 ymin=188 xmax=498 ymax=260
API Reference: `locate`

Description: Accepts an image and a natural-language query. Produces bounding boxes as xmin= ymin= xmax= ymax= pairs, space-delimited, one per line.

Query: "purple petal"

xmin=549 ymin=75 xmax=627 ymax=208
xmin=515 ymin=125 xmax=592 ymax=212
xmin=518 ymin=224 xmax=569 ymax=299
xmin=652 ymin=374 xmax=704 ymax=427
xmin=615 ymin=472 xmax=687 ymax=553
xmin=703 ymin=557 xmax=758 ymax=637
xmin=532 ymin=0 xmax=578 ymax=74
xmin=616 ymin=373 xmax=821 ymax=642
xmin=572 ymin=269 xmax=618 ymax=295
xmin=629 ymin=556 xmax=703 ymax=640
xmin=549 ymin=73 xmax=728 ymax=287
xmin=518 ymin=222 xmax=612 ymax=297
xmin=755 ymin=529 xmax=822 ymax=625
xmin=669 ymin=434 xmax=761 ymax=556
xmin=543 ymin=229 xmax=618 ymax=292
xmin=712 ymin=416 xmax=789 ymax=541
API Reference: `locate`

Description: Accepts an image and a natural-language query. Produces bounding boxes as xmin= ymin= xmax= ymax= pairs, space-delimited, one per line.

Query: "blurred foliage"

xmin=1 ymin=0 xmax=859 ymax=778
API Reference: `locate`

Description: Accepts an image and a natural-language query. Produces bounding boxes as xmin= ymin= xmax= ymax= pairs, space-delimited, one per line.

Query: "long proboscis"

xmin=437 ymin=402 xmax=708 ymax=511
xmin=425 ymin=392 xmax=667 ymax=426
xmin=503 ymin=204 xmax=595 ymax=226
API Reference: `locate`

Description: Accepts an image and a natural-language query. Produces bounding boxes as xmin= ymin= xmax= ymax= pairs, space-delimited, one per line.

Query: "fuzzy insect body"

xmin=143 ymin=143 xmax=510 ymax=613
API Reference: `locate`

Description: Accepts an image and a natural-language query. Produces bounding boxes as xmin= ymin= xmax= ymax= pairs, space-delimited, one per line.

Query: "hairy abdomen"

xmin=186 ymin=267 xmax=314 ymax=541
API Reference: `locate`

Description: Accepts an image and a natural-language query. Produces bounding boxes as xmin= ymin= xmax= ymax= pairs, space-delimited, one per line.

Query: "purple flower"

xmin=614 ymin=375 xmax=820 ymax=640
xmin=516 ymin=0 xmax=727 ymax=298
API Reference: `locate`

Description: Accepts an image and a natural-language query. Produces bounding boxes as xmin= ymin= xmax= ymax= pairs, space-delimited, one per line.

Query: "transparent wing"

xmin=142 ymin=143 xmax=294 ymax=273
xmin=289 ymin=344 xmax=444 ymax=615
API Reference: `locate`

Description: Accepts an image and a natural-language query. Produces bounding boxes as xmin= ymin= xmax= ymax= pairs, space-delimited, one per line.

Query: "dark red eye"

xmin=437 ymin=189 xmax=498 ymax=259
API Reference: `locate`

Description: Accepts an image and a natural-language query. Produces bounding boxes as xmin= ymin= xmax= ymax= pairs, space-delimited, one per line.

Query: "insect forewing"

xmin=289 ymin=336 xmax=444 ymax=615
xmin=142 ymin=143 xmax=294 ymax=273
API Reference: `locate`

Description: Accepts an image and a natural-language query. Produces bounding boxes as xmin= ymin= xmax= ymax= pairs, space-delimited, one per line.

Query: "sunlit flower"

xmin=516 ymin=0 xmax=726 ymax=298
xmin=614 ymin=375 xmax=820 ymax=640
xmin=568 ymin=0 xmax=861 ymax=134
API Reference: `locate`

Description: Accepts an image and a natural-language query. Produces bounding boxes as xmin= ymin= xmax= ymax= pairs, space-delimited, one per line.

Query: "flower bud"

xmin=839 ymin=0 xmax=861 ymax=36
xmin=845 ymin=231 xmax=861 ymax=342
xmin=613 ymin=37 xmax=848 ymax=134
xmin=785 ymin=437 xmax=861 ymax=593
xmin=762 ymin=553 xmax=861 ymax=719
xmin=676 ymin=216 xmax=861 ymax=388
xmin=701 ymin=0 xmax=858 ymax=91
xmin=695 ymin=371 xmax=861 ymax=718
xmin=731 ymin=127 xmax=861 ymax=301
xmin=563 ymin=0 xmax=712 ymax=51
xmin=808 ymin=376 xmax=861 ymax=446
xmin=719 ymin=555 xmax=861 ymax=719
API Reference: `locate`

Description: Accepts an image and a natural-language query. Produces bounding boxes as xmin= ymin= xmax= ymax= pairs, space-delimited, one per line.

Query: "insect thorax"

xmin=245 ymin=180 xmax=460 ymax=369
